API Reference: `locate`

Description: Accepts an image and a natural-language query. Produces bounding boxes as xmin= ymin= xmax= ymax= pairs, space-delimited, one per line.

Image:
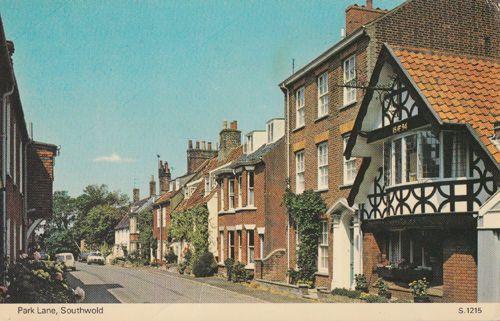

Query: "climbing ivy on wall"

xmin=283 ymin=189 xmax=327 ymax=287
xmin=169 ymin=205 xmax=209 ymax=260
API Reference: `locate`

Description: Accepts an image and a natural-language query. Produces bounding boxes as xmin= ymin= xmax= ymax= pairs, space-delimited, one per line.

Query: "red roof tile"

xmin=393 ymin=46 xmax=500 ymax=163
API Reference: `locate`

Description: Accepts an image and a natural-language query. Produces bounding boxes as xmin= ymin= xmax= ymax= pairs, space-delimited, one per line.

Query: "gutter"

xmin=2 ymin=84 xmax=14 ymax=271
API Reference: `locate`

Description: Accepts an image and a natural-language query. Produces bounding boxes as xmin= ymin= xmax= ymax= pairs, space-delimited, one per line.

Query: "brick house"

xmin=345 ymin=44 xmax=498 ymax=302
xmin=153 ymin=140 xmax=217 ymax=262
xmin=215 ymin=118 xmax=287 ymax=279
xmin=278 ymin=0 xmax=499 ymax=291
xmin=0 ymin=17 xmax=58 ymax=271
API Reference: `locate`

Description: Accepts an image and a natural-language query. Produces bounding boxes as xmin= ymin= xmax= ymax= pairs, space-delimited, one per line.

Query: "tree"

xmin=137 ymin=209 xmax=156 ymax=260
xmin=78 ymin=204 xmax=124 ymax=248
xmin=40 ymin=191 xmax=79 ymax=257
xmin=72 ymin=184 xmax=128 ymax=242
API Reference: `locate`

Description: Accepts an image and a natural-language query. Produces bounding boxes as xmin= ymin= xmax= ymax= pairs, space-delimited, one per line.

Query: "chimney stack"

xmin=188 ymin=140 xmax=193 ymax=149
xmin=159 ymin=160 xmax=171 ymax=193
xmin=133 ymin=188 xmax=140 ymax=203
xmin=345 ymin=1 xmax=387 ymax=36
xmin=207 ymin=142 xmax=212 ymax=150
xmin=219 ymin=120 xmax=241 ymax=161
xmin=149 ymin=175 xmax=156 ymax=197
xmin=187 ymin=139 xmax=217 ymax=174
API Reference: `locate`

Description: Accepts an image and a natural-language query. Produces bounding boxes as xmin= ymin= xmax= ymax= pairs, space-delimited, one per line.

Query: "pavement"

xmin=66 ymin=262 xmax=265 ymax=303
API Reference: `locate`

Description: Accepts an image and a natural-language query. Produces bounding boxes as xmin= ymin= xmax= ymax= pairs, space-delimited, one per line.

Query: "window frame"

xmin=259 ymin=233 xmax=264 ymax=259
xmin=220 ymin=231 xmax=224 ymax=263
xmin=228 ymin=178 xmax=235 ymax=209
xmin=237 ymin=230 xmax=242 ymax=261
xmin=237 ymin=174 xmax=242 ymax=208
xmin=317 ymin=72 xmax=329 ymax=117
xmin=317 ymin=142 xmax=328 ymax=190
xmin=247 ymin=229 xmax=255 ymax=264
xmin=247 ymin=171 xmax=254 ymax=206
xmin=318 ymin=221 xmax=329 ymax=273
xmin=343 ymin=136 xmax=357 ymax=185
xmin=295 ymin=150 xmax=305 ymax=194
xmin=295 ymin=87 xmax=305 ymax=128
xmin=343 ymin=55 xmax=356 ymax=106
xmin=228 ymin=231 xmax=235 ymax=259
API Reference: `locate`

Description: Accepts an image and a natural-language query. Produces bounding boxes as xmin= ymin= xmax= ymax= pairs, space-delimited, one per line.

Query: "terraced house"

xmin=0 ymin=18 xmax=58 ymax=271
xmin=278 ymin=0 xmax=499 ymax=293
xmin=215 ymin=118 xmax=287 ymax=279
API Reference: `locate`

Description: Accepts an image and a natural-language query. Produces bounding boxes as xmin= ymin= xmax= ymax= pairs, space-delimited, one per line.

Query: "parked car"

xmin=87 ymin=252 xmax=105 ymax=265
xmin=78 ymin=252 xmax=89 ymax=262
xmin=55 ymin=252 xmax=76 ymax=271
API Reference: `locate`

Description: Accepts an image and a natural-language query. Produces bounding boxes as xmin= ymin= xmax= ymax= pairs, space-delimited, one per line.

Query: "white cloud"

xmin=93 ymin=153 xmax=135 ymax=163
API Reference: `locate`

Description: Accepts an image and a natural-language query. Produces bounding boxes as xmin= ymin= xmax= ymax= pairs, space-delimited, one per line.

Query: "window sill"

xmin=292 ymin=125 xmax=305 ymax=133
xmin=235 ymin=206 xmax=257 ymax=212
xmin=314 ymin=188 xmax=329 ymax=193
xmin=245 ymin=263 xmax=255 ymax=270
xmin=385 ymin=177 xmax=472 ymax=190
xmin=316 ymin=271 xmax=329 ymax=277
xmin=339 ymin=101 xmax=357 ymax=111
xmin=339 ymin=183 xmax=353 ymax=190
xmin=218 ymin=209 xmax=236 ymax=215
xmin=314 ymin=114 xmax=329 ymax=123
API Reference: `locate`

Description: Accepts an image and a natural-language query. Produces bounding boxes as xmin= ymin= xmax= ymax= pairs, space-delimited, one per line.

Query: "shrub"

xmin=355 ymin=274 xmax=369 ymax=293
xmin=192 ymin=252 xmax=218 ymax=277
xmin=375 ymin=278 xmax=391 ymax=298
xmin=178 ymin=248 xmax=193 ymax=275
xmin=331 ymin=287 xmax=361 ymax=299
xmin=409 ymin=278 xmax=429 ymax=297
xmin=224 ymin=258 xmax=234 ymax=281
xmin=3 ymin=259 xmax=76 ymax=303
xmin=360 ymin=293 xmax=388 ymax=303
xmin=287 ymin=269 xmax=299 ymax=285
xmin=232 ymin=261 xmax=249 ymax=283
xmin=165 ymin=250 xmax=178 ymax=264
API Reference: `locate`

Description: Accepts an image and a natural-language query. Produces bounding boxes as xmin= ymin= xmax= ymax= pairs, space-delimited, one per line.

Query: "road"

xmin=66 ymin=262 xmax=263 ymax=303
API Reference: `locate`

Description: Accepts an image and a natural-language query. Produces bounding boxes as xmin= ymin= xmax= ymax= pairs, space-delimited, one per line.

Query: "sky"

xmin=1 ymin=0 xmax=404 ymax=198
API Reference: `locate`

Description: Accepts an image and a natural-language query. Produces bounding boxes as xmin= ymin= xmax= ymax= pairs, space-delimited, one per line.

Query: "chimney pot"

xmin=207 ymin=142 xmax=212 ymax=150
xmin=230 ymin=120 xmax=238 ymax=130
xmin=133 ymin=188 xmax=140 ymax=203
xmin=223 ymin=120 xmax=228 ymax=129
xmin=149 ymin=175 xmax=156 ymax=197
xmin=202 ymin=141 xmax=206 ymax=150
xmin=195 ymin=141 xmax=200 ymax=149
xmin=188 ymin=140 xmax=193 ymax=149
xmin=366 ymin=0 xmax=373 ymax=9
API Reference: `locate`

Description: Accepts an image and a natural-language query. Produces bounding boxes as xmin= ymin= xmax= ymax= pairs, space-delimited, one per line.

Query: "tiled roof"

xmin=393 ymin=46 xmax=500 ymax=163
xmin=155 ymin=190 xmax=176 ymax=205
xmin=115 ymin=214 xmax=129 ymax=230
xmin=232 ymin=138 xmax=283 ymax=168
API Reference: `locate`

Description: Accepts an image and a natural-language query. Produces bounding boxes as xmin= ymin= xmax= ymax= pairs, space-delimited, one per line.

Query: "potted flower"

xmin=354 ymin=274 xmax=369 ymax=293
xmin=375 ymin=278 xmax=391 ymax=299
xmin=409 ymin=278 xmax=430 ymax=303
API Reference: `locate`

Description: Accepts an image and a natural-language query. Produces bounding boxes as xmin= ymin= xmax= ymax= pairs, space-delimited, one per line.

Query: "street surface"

xmin=66 ymin=262 xmax=263 ymax=303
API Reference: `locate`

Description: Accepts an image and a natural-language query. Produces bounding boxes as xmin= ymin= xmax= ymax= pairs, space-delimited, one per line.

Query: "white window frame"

xmin=343 ymin=136 xmax=356 ymax=185
xmin=237 ymin=230 xmax=242 ymax=261
xmin=295 ymin=151 xmax=305 ymax=194
xmin=228 ymin=178 xmax=235 ymax=209
xmin=156 ymin=208 xmax=161 ymax=228
xmin=343 ymin=55 xmax=356 ymax=106
xmin=161 ymin=207 xmax=167 ymax=227
xmin=237 ymin=175 xmax=242 ymax=208
xmin=228 ymin=231 xmax=235 ymax=259
xmin=220 ymin=231 xmax=224 ymax=263
xmin=317 ymin=72 xmax=329 ymax=117
xmin=247 ymin=229 xmax=255 ymax=264
xmin=247 ymin=171 xmax=254 ymax=206
xmin=295 ymin=87 xmax=305 ymax=128
xmin=220 ymin=179 xmax=225 ymax=210
xmin=317 ymin=142 xmax=328 ymax=190
xmin=318 ymin=221 xmax=328 ymax=273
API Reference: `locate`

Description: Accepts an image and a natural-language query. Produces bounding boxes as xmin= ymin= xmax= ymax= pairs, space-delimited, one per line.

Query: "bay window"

xmin=443 ymin=131 xmax=467 ymax=178
xmin=317 ymin=142 xmax=328 ymax=189
xmin=295 ymin=87 xmax=305 ymax=128
xmin=229 ymin=178 xmax=235 ymax=209
xmin=220 ymin=179 xmax=225 ymax=210
xmin=317 ymin=72 xmax=329 ymax=117
xmin=228 ymin=231 xmax=235 ymax=259
xmin=318 ymin=221 xmax=328 ymax=272
xmin=296 ymin=151 xmax=305 ymax=193
xmin=383 ymin=130 xmax=468 ymax=187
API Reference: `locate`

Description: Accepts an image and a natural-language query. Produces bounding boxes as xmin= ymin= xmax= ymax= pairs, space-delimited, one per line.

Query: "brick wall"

xmin=443 ymin=232 xmax=477 ymax=302
xmin=362 ymin=231 xmax=384 ymax=282
xmin=345 ymin=4 xmax=387 ymax=35
xmin=255 ymin=249 xmax=287 ymax=282
xmin=187 ymin=141 xmax=217 ymax=174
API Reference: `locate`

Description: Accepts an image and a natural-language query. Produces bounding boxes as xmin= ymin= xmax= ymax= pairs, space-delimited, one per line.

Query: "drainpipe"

xmin=281 ymin=83 xmax=291 ymax=273
xmin=2 ymin=84 xmax=15 ymax=277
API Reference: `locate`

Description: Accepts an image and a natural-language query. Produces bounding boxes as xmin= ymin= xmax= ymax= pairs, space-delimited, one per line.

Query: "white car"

xmin=87 ymin=252 xmax=105 ymax=265
xmin=55 ymin=253 xmax=76 ymax=271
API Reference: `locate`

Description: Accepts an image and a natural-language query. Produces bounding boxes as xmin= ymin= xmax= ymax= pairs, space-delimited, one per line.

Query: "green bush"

xmin=232 ymin=261 xmax=249 ymax=283
xmin=287 ymin=269 xmax=299 ymax=285
xmin=331 ymin=287 xmax=361 ymax=299
xmin=165 ymin=250 xmax=178 ymax=264
xmin=192 ymin=252 xmax=218 ymax=277
xmin=178 ymin=249 xmax=193 ymax=275
xmin=224 ymin=258 xmax=234 ymax=281
xmin=375 ymin=278 xmax=391 ymax=298
xmin=355 ymin=274 xmax=369 ymax=293
xmin=3 ymin=259 xmax=76 ymax=303
xmin=360 ymin=293 xmax=388 ymax=303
